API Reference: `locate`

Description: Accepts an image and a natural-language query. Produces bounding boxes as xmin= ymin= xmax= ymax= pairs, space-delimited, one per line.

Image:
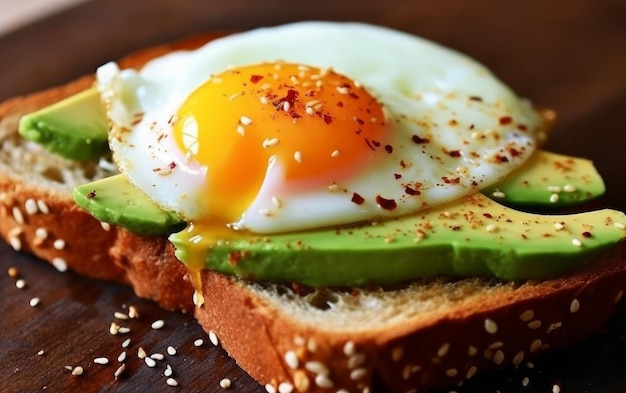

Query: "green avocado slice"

xmin=170 ymin=193 xmax=625 ymax=286
xmin=18 ymin=88 xmax=109 ymax=161
xmin=73 ymin=175 xmax=185 ymax=235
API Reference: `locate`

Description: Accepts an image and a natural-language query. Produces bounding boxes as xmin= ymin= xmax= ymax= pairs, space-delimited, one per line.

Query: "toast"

xmin=1 ymin=30 xmax=626 ymax=393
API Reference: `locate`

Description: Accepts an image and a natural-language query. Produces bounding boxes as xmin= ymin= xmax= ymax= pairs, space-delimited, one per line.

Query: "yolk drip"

xmin=173 ymin=62 xmax=389 ymax=228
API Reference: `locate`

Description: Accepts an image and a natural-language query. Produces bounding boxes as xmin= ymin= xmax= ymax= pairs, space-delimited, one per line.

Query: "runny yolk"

xmin=173 ymin=62 xmax=389 ymax=229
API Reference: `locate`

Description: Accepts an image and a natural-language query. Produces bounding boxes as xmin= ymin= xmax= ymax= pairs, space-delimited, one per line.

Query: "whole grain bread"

xmin=1 ymin=31 xmax=625 ymax=393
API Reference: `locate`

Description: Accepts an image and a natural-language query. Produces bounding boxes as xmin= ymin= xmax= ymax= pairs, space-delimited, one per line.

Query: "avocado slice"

xmin=170 ymin=194 xmax=625 ymax=286
xmin=73 ymin=175 xmax=185 ymax=235
xmin=19 ymin=87 xmax=109 ymax=161
xmin=483 ymin=151 xmax=605 ymax=207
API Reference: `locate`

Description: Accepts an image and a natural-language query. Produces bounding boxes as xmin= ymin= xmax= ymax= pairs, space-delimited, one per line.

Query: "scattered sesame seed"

xmin=271 ymin=197 xmax=283 ymax=209
xmin=167 ymin=346 xmax=177 ymax=356
xmin=37 ymin=349 xmax=45 ymax=356
xmin=114 ymin=312 xmax=129 ymax=320
xmin=71 ymin=366 xmax=84 ymax=376
xmin=614 ymin=222 xmax=626 ymax=230
xmin=305 ymin=361 xmax=329 ymax=376
xmin=331 ymin=149 xmax=341 ymax=158
xmin=437 ymin=342 xmax=450 ymax=357
xmin=554 ymin=222 xmax=565 ymax=231
xmin=552 ymin=383 xmax=562 ymax=393
xmin=466 ymin=366 xmax=477 ymax=379
xmin=29 ymin=297 xmax=41 ymax=307
xmin=513 ymin=351 xmax=525 ymax=365
xmin=467 ymin=346 xmax=478 ymax=356
xmin=563 ymin=184 xmax=576 ymax=193
xmin=284 ymin=351 xmax=299 ymax=369
xmin=391 ymin=346 xmax=404 ymax=362
xmin=350 ymin=368 xmax=367 ymax=381
xmin=118 ymin=351 xmax=127 ymax=363
xmin=52 ymin=257 xmax=68 ymax=272
xmin=8 ymin=266 xmax=19 ymax=278
xmin=616 ymin=290 xmax=624 ymax=304
xmin=530 ymin=339 xmax=542 ymax=353
xmin=151 ymin=320 xmax=165 ymax=330
xmin=121 ymin=338 xmax=131 ymax=348
xmin=492 ymin=190 xmax=506 ymax=199
xmin=164 ymin=364 xmax=173 ymax=377
xmin=114 ymin=364 xmax=126 ymax=379
xmin=25 ymin=198 xmax=38 ymax=215
xmin=265 ymin=384 xmax=277 ymax=393
xmin=549 ymin=193 xmax=560 ymax=203
xmin=36 ymin=200 xmax=49 ymax=214
xmin=262 ymin=137 xmax=280 ymax=148
xmin=522 ymin=376 xmax=530 ymax=387
xmin=348 ymin=353 xmax=366 ymax=369
xmin=12 ymin=206 xmax=24 ymax=224
xmin=151 ymin=353 xmax=165 ymax=361
xmin=314 ymin=374 xmax=334 ymax=389
xmin=220 ymin=378 xmax=232 ymax=389
xmin=547 ymin=185 xmax=561 ymax=193
xmin=528 ymin=320 xmax=542 ymax=330
xmin=192 ymin=291 xmax=204 ymax=307
xmin=16 ymin=279 xmax=26 ymax=289
xmin=166 ymin=377 xmax=178 ymax=386
xmin=94 ymin=357 xmax=109 ymax=365
xmin=484 ymin=318 xmax=498 ymax=334
xmin=138 ymin=347 xmax=147 ymax=359
xmin=109 ymin=322 xmax=120 ymax=335
xmin=493 ymin=350 xmax=505 ymax=365
xmin=35 ymin=227 xmax=48 ymax=239
xmin=519 ymin=309 xmax=534 ymax=321
xmin=572 ymin=238 xmax=583 ymax=247
xmin=118 ymin=327 xmax=131 ymax=334
xmin=100 ymin=222 xmax=112 ymax=231
xmin=486 ymin=224 xmax=498 ymax=233
xmin=236 ymin=125 xmax=246 ymax=136
xmin=445 ymin=369 xmax=458 ymax=377
xmin=9 ymin=236 xmax=21 ymax=251
xmin=128 ymin=305 xmax=140 ymax=319
xmin=53 ymin=239 xmax=66 ymax=250
xmin=240 ymin=116 xmax=253 ymax=125
xmin=343 ymin=341 xmax=356 ymax=356
xmin=570 ymin=298 xmax=580 ymax=313
xmin=194 ymin=339 xmax=204 ymax=347
xmin=144 ymin=357 xmax=157 ymax=368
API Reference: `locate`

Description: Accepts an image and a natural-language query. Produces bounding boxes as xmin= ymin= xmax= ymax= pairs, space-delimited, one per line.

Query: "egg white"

xmin=98 ymin=21 xmax=546 ymax=234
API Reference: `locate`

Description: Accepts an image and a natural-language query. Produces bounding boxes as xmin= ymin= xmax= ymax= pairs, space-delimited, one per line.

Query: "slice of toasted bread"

xmin=1 ymin=30 xmax=625 ymax=393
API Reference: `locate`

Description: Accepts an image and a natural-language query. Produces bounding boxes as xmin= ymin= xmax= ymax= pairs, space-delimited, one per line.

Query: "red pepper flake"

xmin=319 ymin=113 xmax=333 ymax=124
xmin=228 ymin=250 xmax=250 ymax=266
xmin=404 ymin=186 xmax=421 ymax=196
xmin=364 ymin=139 xmax=381 ymax=151
xmin=446 ymin=149 xmax=462 ymax=158
xmin=400 ymin=160 xmax=407 ymax=169
xmin=448 ymin=119 xmax=458 ymax=126
xmin=582 ymin=231 xmax=592 ymax=238
xmin=442 ymin=176 xmax=461 ymax=184
xmin=273 ymin=89 xmax=300 ymax=112
xmin=469 ymin=96 xmax=483 ymax=102
xmin=517 ymin=124 xmax=528 ymax=131
xmin=483 ymin=213 xmax=493 ymax=219
xmin=168 ymin=162 xmax=177 ymax=170
xmin=508 ymin=147 xmax=522 ymax=157
xmin=250 ymin=74 xmax=263 ymax=84
xmin=87 ymin=190 xmax=97 ymax=199
xmin=354 ymin=117 xmax=365 ymax=126
xmin=394 ymin=173 xmax=402 ymax=179
xmin=384 ymin=145 xmax=393 ymax=154
xmin=499 ymin=116 xmax=513 ymax=125
xmin=376 ymin=195 xmax=397 ymax=210
xmin=351 ymin=193 xmax=365 ymax=205
xmin=412 ymin=135 xmax=430 ymax=144
xmin=337 ymin=101 xmax=344 ymax=108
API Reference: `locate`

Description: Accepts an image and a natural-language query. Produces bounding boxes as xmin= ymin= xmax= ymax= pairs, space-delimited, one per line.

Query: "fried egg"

xmin=97 ymin=21 xmax=547 ymax=237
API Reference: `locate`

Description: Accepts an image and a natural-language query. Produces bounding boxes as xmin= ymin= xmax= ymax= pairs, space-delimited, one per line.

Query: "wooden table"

xmin=1 ymin=0 xmax=625 ymax=392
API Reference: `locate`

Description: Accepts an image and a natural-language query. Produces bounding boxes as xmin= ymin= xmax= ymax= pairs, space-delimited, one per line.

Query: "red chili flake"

xmin=228 ymin=250 xmax=249 ymax=266
xmin=384 ymin=145 xmax=393 ymax=154
xmin=400 ymin=160 xmax=407 ymax=169
xmin=273 ymin=89 xmax=300 ymax=111
xmin=168 ymin=162 xmax=177 ymax=170
xmin=517 ymin=124 xmax=528 ymax=131
xmin=499 ymin=116 xmax=513 ymax=125
xmin=337 ymin=101 xmax=344 ymax=107
xmin=349 ymin=92 xmax=359 ymax=99
xmin=250 ymin=74 xmax=263 ymax=84
xmin=365 ymin=139 xmax=379 ymax=151
xmin=412 ymin=135 xmax=430 ymax=144
xmin=446 ymin=149 xmax=462 ymax=158
xmin=319 ymin=113 xmax=333 ymax=124
xmin=495 ymin=155 xmax=509 ymax=163
xmin=354 ymin=117 xmax=365 ymax=126
xmin=442 ymin=176 xmax=461 ymax=184
xmin=508 ymin=147 xmax=522 ymax=157
xmin=483 ymin=213 xmax=493 ymax=218
xmin=404 ymin=186 xmax=421 ymax=196
xmin=351 ymin=193 xmax=365 ymax=205
xmin=87 ymin=190 xmax=97 ymax=199
xmin=582 ymin=231 xmax=592 ymax=238
xmin=469 ymin=96 xmax=483 ymax=102
xmin=376 ymin=195 xmax=397 ymax=210
xmin=448 ymin=119 xmax=458 ymax=126
xmin=471 ymin=181 xmax=479 ymax=186
xmin=394 ymin=173 xmax=402 ymax=179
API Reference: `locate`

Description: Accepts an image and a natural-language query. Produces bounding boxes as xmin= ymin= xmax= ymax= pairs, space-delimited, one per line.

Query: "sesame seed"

xmin=563 ymin=184 xmax=577 ymax=193
xmin=553 ymin=383 xmax=562 ymax=393
xmin=265 ymin=384 xmax=277 ymax=393
xmin=128 ymin=305 xmax=140 ymax=319
xmin=150 ymin=353 xmax=164 ymax=361
xmin=208 ymin=330 xmax=219 ymax=346
xmin=9 ymin=236 xmax=21 ymax=251
xmin=570 ymin=298 xmax=580 ymax=313
xmin=164 ymin=364 xmax=173 ymax=377
xmin=194 ymin=339 xmax=204 ymax=347
xmin=37 ymin=200 xmax=49 ymax=214
xmin=118 ymin=351 xmax=127 ymax=363
xmin=445 ymin=369 xmax=458 ymax=377
xmin=137 ymin=347 xmax=147 ymax=359
xmin=284 ymin=350 xmax=299 ymax=369
xmin=94 ymin=357 xmax=109 ymax=365
xmin=528 ymin=320 xmax=542 ymax=330
xmin=343 ymin=340 xmax=356 ymax=356
xmin=492 ymin=191 xmax=506 ymax=199
xmin=118 ymin=327 xmax=130 ymax=334
xmin=71 ymin=366 xmax=84 ymax=376
xmin=486 ymin=224 xmax=498 ymax=233
xmin=35 ymin=228 xmax=48 ymax=239
xmin=114 ymin=312 xmax=129 ymax=320
xmin=121 ymin=338 xmax=131 ymax=348
xmin=262 ymin=138 xmax=280 ymax=148
xmin=100 ymin=222 xmax=111 ymax=231
xmin=240 ymin=116 xmax=252 ymax=125
xmin=466 ymin=366 xmax=477 ymax=379
xmin=278 ymin=382 xmax=293 ymax=393
xmin=484 ymin=318 xmax=498 ymax=334
xmin=37 ymin=350 xmax=45 ymax=356
xmin=151 ymin=320 xmax=165 ymax=330
xmin=348 ymin=353 xmax=366 ymax=369
xmin=12 ymin=206 xmax=24 ymax=224
xmin=259 ymin=96 xmax=269 ymax=105
xmin=114 ymin=364 xmax=126 ymax=379
xmin=16 ymin=279 xmax=26 ymax=289
xmin=314 ymin=374 xmax=334 ymax=389
xmin=336 ymin=86 xmax=350 ymax=95
xmin=109 ymin=322 xmax=120 ymax=335
xmin=437 ymin=342 xmax=450 ymax=357
xmin=549 ymin=193 xmax=560 ymax=203
xmin=166 ymin=378 xmax=178 ymax=386
xmin=282 ymin=101 xmax=290 ymax=112
xmin=331 ymin=149 xmax=341 ymax=158
xmin=8 ymin=266 xmax=19 ymax=278
xmin=293 ymin=151 xmax=303 ymax=163
xmin=167 ymin=346 xmax=177 ymax=356
xmin=615 ymin=290 xmax=624 ymax=303
xmin=522 ymin=376 xmax=530 ymax=387
xmin=513 ymin=351 xmax=525 ymax=365
xmin=305 ymin=107 xmax=314 ymax=115
xmin=53 ymin=239 xmax=66 ymax=250
xmin=547 ymin=185 xmax=561 ymax=193
xmin=193 ymin=291 xmax=204 ymax=307
xmin=614 ymin=222 xmax=626 ymax=230
xmin=220 ymin=378 xmax=232 ymax=389
xmin=554 ymin=222 xmax=565 ymax=231
xmin=519 ymin=309 xmax=534 ymax=321
xmin=52 ymin=257 xmax=68 ymax=272
xmin=350 ymin=368 xmax=367 ymax=381
xmin=236 ymin=125 xmax=246 ymax=136
xmin=489 ymin=341 xmax=504 ymax=349
xmin=144 ymin=357 xmax=157 ymax=368
xmin=305 ymin=361 xmax=329 ymax=376
xmin=572 ymin=238 xmax=583 ymax=247
xmin=530 ymin=339 xmax=542 ymax=353
xmin=493 ymin=350 xmax=505 ymax=365
xmin=29 ymin=297 xmax=41 ymax=307
xmin=271 ymin=197 xmax=283 ymax=209
xmin=467 ymin=346 xmax=478 ymax=356
xmin=391 ymin=346 xmax=404 ymax=362
xmin=25 ymin=198 xmax=38 ymax=215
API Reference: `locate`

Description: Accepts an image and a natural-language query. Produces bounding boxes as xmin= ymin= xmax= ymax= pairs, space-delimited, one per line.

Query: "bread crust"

xmin=1 ymin=29 xmax=626 ymax=393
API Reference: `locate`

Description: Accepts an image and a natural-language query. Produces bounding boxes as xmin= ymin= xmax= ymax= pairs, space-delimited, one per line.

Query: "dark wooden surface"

xmin=1 ymin=1 xmax=625 ymax=392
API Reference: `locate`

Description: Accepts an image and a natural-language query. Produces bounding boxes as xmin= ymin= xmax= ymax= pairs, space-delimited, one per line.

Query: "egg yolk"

xmin=173 ymin=62 xmax=389 ymax=228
